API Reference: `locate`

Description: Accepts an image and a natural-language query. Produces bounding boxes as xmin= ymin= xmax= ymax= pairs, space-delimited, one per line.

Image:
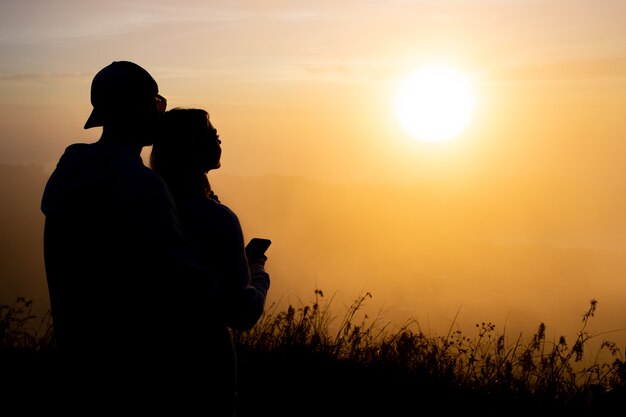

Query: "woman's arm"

xmin=178 ymin=197 xmax=270 ymax=330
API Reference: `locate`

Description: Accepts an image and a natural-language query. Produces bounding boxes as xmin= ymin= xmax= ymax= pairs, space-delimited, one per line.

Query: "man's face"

xmin=132 ymin=93 xmax=168 ymax=146
xmin=155 ymin=94 xmax=167 ymax=114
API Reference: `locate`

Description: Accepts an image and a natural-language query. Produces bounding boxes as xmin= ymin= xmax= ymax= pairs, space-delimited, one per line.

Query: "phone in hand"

xmin=245 ymin=238 xmax=272 ymax=260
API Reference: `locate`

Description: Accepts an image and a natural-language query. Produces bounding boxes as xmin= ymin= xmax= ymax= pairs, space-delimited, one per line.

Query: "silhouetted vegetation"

xmin=1 ymin=291 xmax=625 ymax=416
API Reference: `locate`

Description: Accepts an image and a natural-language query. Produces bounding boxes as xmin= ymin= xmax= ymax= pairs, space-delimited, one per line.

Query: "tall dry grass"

xmin=1 ymin=291 xmax=625 ymax=415
xmin=232 ymin=289 xmax=626 ymax=416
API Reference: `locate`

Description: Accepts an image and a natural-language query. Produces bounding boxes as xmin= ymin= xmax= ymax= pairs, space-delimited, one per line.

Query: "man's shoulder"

xmin=85 ymin=142 xmax=169 ymax=194
xmin=121 ymin=161 xmax=170 ymax=196
xmin=91 ymin=142 xmax=161 ymax=179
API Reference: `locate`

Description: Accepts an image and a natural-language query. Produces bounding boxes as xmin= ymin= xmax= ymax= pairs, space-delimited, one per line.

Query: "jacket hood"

xmin=41 ymin=141 xmax=141 ymax=216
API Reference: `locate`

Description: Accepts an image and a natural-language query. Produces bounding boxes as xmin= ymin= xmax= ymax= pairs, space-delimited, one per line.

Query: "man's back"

xmin=44 ymin=141 xmax=167 ymax=351
xmin=41 ymin=140 xmax=217 ymax=411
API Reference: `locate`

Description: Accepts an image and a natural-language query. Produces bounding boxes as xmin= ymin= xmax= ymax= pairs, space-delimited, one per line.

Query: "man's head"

xmin=84 ymin=61 xmax=167 ymax=137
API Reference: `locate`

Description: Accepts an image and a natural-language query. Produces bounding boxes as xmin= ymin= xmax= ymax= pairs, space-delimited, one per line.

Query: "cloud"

xmin=0 ymin=72 xmax=91 ymax=82
xmin=492 ymin=56 xmax=626 ymax=83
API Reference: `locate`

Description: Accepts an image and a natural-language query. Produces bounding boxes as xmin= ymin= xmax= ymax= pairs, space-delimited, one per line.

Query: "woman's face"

xmin=203 ymin=119 xmax=222 ymax=171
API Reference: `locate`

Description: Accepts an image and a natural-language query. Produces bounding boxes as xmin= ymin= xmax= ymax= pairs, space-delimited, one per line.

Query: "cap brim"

xmin=84 ymin=108 xmax=104 ymax=129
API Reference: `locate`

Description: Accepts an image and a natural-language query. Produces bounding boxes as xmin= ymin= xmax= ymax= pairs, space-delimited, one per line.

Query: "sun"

xmin=395 ymin=66 xmax=476 ymax=143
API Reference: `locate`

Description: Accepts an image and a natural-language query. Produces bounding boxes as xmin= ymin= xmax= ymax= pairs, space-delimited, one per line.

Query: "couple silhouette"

xmin=41 ymin=61 xmax=270 ymax=416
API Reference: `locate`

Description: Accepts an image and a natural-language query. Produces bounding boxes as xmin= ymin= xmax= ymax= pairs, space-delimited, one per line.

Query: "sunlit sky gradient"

xmin=2 ymin=0 xmax=626 ymax=346
xmin=2 ymin=0 xmax=626 ymax=183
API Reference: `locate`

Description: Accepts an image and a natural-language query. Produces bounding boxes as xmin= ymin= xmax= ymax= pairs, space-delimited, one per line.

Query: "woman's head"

xmin=150 ymin=108 xmax=222 ymax=198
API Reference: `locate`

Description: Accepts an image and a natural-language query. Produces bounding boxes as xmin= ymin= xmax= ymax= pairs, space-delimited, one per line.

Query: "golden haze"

xmin=2 ymin=0 xmax=626 ymax=357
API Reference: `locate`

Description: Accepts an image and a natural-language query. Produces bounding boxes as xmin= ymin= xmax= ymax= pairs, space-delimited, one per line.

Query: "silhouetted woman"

xmin=150 ymin=108 xmax=270 ymax=417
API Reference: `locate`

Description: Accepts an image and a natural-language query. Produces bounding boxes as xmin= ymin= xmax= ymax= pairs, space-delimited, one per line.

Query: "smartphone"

xmin=245 ymin=237 xmax=272 ymax=259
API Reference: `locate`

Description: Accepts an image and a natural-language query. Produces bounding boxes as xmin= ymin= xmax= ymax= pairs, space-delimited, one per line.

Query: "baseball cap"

xmin=84 ymin=61 xmax=165 ymax=129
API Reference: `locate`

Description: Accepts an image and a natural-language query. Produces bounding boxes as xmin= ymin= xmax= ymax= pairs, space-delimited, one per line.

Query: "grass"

xmin=2 ymin=290 xmax=625 ymax=416
xmin=233 ymin=290 xmax=626 ymax=416
xmin=0 ymin=296 xmax=54 ymax=352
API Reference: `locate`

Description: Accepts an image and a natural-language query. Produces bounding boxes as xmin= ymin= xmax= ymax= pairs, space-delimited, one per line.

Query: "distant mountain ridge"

xmin=0 ymin=164 xmax=48 ymax=319
xmin=2 ymin=164 xmax=626 ymax=347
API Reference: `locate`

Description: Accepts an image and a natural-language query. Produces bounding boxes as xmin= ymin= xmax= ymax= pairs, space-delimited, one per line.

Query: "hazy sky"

xmin=2 ymin=1 xmax=626 ymax=349
xmin=2 ymin=0 xmax=626 ymax=184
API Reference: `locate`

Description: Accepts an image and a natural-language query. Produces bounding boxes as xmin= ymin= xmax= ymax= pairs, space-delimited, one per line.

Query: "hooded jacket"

xmin=41 ymin=140 xmax=220 ymax=359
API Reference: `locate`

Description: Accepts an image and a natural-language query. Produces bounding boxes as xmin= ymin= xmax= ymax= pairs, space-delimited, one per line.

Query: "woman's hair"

xmin=150 ymin=107 xmax=214 ymax=199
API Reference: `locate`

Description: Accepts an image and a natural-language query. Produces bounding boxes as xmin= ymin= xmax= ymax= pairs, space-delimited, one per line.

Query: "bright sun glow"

xmin=395 ymin=66 xmax=476 ymax=143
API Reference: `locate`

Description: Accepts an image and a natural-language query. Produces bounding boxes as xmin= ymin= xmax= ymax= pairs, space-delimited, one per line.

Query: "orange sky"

xmin=2 ymin=0 xmax=626 ymax=349
xmin=1 ymin=0 xmax=625 ymax=183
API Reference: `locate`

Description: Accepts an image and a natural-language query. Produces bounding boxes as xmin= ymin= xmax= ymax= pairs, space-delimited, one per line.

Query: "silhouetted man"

xmin=41 ymin=61 xmax=223 ymax=414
